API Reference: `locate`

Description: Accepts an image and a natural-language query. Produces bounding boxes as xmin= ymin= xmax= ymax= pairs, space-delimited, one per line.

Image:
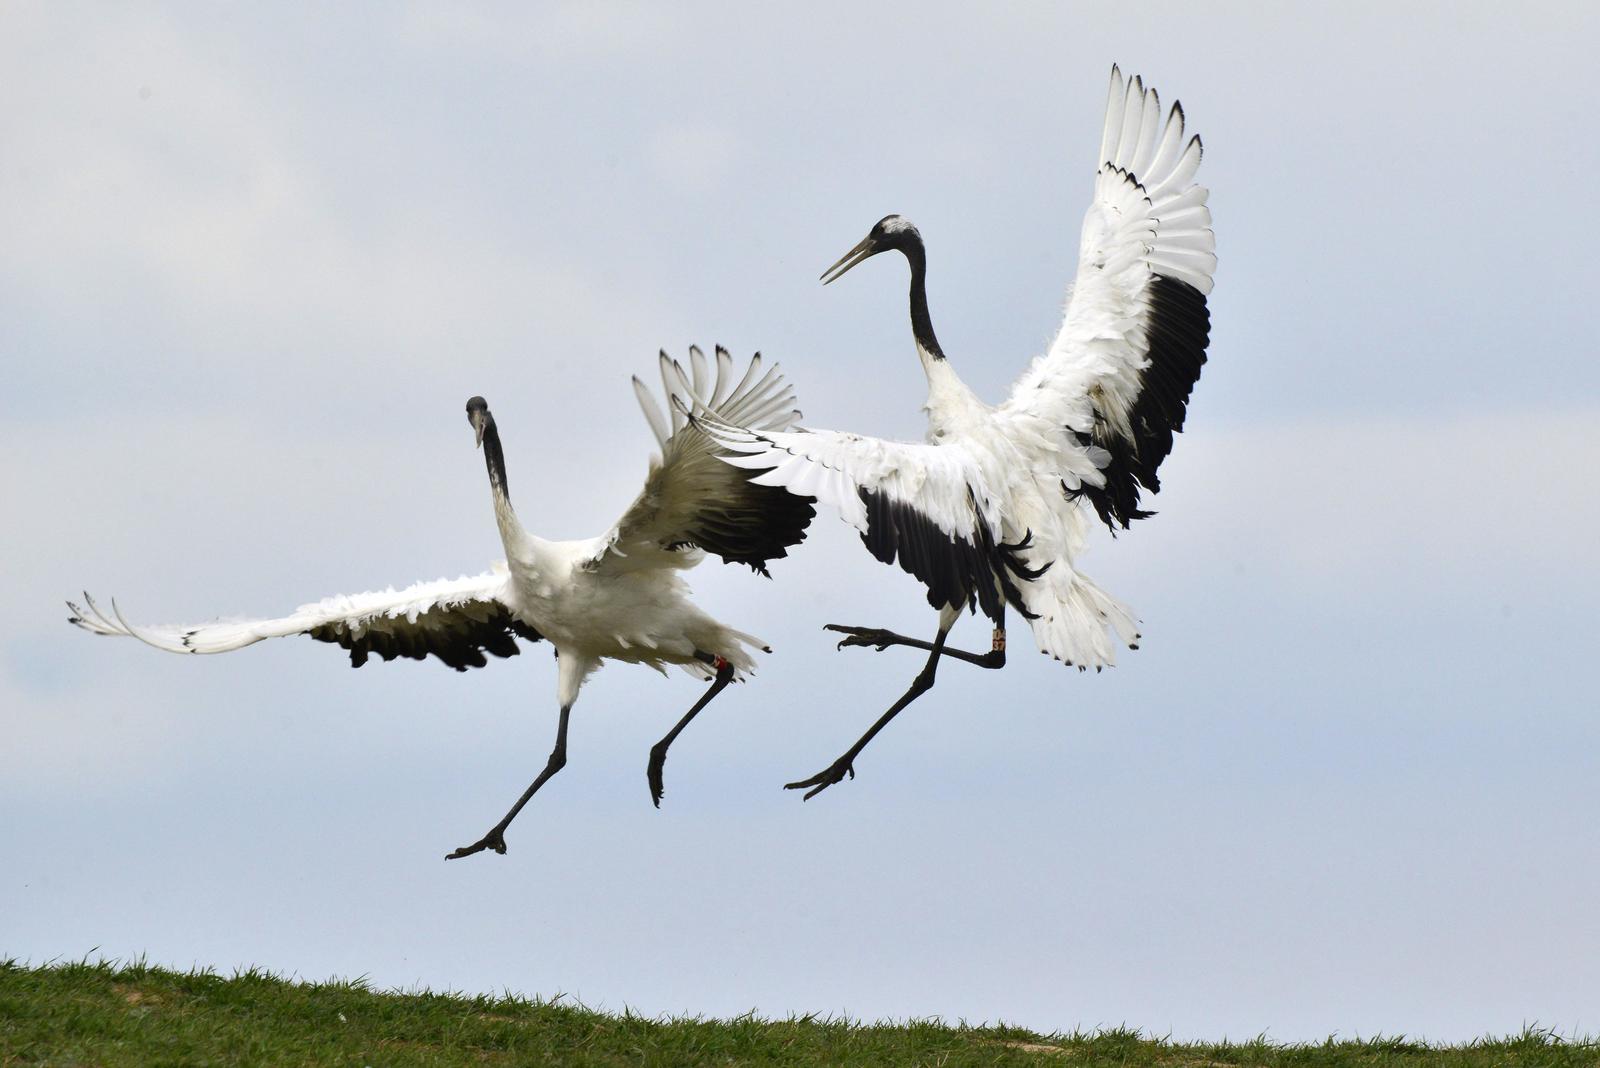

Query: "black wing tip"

xmin=858 ymin=486 xmax=1033 ymax=628
xmin=693 ymin=486 xmax=817 ymax=575
xmin=1077 ymin=274 xmax=1210 ymax=531
xmin=316 ymin=606 xmax=541 ymax=674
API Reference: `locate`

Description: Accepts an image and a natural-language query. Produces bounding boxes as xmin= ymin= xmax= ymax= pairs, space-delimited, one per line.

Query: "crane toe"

xmin=784 ymin=758 xmax=856 ymax=800
xmin=647 ymin=744 xmax=669 ymax=808
xmin=824 ymin=624 xmax=896 ymax=652
xmin=444 ymin=828 xmax=508 ymax=860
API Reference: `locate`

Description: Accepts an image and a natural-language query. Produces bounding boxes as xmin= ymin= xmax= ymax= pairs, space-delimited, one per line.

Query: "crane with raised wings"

xmin=696 ymin=67 xmax=1215 ymax=799
xmin=72 ymin=347 xmax=815 ymax=855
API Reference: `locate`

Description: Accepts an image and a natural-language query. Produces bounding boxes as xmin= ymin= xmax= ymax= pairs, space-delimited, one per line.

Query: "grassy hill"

xmin=1 ymin=959 xmax=1593 ymax=1066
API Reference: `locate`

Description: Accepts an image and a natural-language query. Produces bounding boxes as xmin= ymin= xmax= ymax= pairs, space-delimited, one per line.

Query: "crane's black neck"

xmin=902 ymin=241 xmax=946 ymax=362
xmin=481 ymin=414 xmax=510 ymax=502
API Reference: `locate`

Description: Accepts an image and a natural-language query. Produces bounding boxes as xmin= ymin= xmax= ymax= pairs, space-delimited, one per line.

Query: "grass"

xmin=1 ymin=959 xmax=1594 ymax=1067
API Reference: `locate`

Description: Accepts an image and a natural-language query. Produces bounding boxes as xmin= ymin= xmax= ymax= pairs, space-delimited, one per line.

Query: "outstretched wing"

xmin=592 ymin=346 xmax=816 ymax=576
xmin=1000 ymin=65 xmax=1215 ymax=530
xmin=696 ymin=412 xmax=1027 ymax=624
xmin=68 ymin=567 xmax=543 ymax=672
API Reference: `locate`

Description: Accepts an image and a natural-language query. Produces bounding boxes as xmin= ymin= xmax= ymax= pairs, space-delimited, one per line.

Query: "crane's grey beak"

xmin=466 ymin=399 xmax=489 ymax=448
xmin=820 ymin=235 xmax=880 ymax=285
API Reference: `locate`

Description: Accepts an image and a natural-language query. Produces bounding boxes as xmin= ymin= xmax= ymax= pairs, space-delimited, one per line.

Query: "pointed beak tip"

xmin=819 ymin=237 xmax=878 ymax=287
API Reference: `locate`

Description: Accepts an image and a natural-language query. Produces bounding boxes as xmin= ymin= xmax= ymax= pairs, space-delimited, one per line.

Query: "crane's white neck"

xmin=920 ymin=344 xmax=980 ymax=429
xmin=491 ymin=486 xmax=527 ymax=555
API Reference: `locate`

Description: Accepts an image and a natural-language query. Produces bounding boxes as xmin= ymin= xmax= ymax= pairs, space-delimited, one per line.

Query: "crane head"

xmin=466 ymin=396 xmax=490 ymax=448
xmin=820 ymin=215 xmax=921 ymax=285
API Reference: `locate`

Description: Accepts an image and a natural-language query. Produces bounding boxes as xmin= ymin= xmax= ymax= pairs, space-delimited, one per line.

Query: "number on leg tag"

xmin=991 ymin=630 xmax=1006 ymax=652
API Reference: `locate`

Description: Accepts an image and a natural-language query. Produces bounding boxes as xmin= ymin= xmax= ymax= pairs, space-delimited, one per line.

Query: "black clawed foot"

xmin=784 ymin=758 xmax=856 ymax=801
xmin=445 ymin=827 xmax=508 ymax=861
xmin=823 ymin=624 xmax=895 ymax=652
xmin=647 ymin=744 xmax=668 ymax=809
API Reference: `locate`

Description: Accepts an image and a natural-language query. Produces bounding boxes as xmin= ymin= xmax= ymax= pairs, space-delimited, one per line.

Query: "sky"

xmin=4 ymin=0 xmax=1599 ymax=1044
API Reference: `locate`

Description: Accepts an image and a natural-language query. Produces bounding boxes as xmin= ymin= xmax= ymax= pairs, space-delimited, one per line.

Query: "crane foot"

xmin=823 ymin=624 xmax=897 ymax=651
xmin=784 ymin=757 xmax=856 ymax=800
xmin=647 ymin=744 xmax=669 ymax=808
xmin=445 ymin=827 xmax=508 ymax=860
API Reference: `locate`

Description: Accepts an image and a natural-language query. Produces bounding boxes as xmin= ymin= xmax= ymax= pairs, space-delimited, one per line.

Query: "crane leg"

xmin=784 ymin=623 xmax=956 ymax=801
xmin=647 ymin=653 xmax=736 ymax=808
xmin=823 ymin=623 xmax=1007 ymax=669
xmin=446 ymin=702 xmax=572 ymax=860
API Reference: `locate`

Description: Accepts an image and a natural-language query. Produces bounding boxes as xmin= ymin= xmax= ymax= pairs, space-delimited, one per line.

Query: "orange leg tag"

xmin=991 ymin=630 xmax=1006 ymax=652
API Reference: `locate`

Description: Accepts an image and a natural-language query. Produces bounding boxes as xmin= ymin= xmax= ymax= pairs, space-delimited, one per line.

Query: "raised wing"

xmin=68 ymin=567 xmax=543 ymax=672
xmin=1001 ymin=65 xmax=1215 ymax=530
xmin=696 ymin=412 xmax=1028 ymax=624
xmin=592 ymin=346 xmax=816 ymax=576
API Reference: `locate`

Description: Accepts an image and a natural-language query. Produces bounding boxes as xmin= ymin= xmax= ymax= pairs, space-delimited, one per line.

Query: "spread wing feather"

xmin=694 ymin=411 xmax=1027 ymax=623
xmin=594 ymin=347 xmax=816 ymax=576
xmin=1001 ymin=65 xmax=1215 ymax=530
xmin=67 ymin=568 xmax=541 ymax=671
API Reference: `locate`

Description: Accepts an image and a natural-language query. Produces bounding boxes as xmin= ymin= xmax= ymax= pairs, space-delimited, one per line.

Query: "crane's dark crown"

xmin=820 ymin=213 xmax=926 ymax=286
xmin=466 ymin=396 xmax=488 ymax=416
xmin=869 ymin=214 xmax=921 ymax=250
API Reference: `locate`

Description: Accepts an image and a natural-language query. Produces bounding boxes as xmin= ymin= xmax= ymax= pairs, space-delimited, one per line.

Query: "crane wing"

xmin=591 ymin=346 xmax=816 ymax=576
xmin=1000 ymin=65 xmax=1215 ymax=530
xmin=694 ymin=411 xmax=1024 ymax=623
xmin=68 ymin=566 xmax=543 ymax=671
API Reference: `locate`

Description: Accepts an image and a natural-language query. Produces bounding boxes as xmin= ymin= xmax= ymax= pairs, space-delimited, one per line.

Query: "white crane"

xmin=69 ymin=347 xmax=815 ymax=856
xmin=694 ymin=67 xmax=1215 ymax=799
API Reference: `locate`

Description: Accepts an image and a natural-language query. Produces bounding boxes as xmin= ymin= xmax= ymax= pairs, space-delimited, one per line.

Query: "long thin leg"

xmin=784 ymin=625 xmax=954 ymax=801
xmin=648 ymin=654 xmax=736 ymax=808
xmin=446 ymin=703 xmax=572 ymax=861
xmin=824 ymin=624 xmax=1007 ymax=668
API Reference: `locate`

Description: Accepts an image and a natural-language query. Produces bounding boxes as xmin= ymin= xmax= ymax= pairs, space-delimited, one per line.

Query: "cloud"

xmin=1143 ymin=408 xmax=1600 ymax=588
xmin=0 ymin=6 xmax=678 ymax=420
xmin=395 ymin=1 xmax=680 ymax=63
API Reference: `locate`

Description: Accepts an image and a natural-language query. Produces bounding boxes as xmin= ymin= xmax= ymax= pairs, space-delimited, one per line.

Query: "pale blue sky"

xmin=3 ymin=1 xmax=1598 ymax=1042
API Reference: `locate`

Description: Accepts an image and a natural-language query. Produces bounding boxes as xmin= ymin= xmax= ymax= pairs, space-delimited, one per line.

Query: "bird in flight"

xmin=696 ymin=67 xmax=1215 ymax=798
xmin=70 ymin=347 xmax=815 ymax=855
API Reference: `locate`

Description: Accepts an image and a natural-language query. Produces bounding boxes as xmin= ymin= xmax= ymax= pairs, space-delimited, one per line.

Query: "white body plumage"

xmin=71 ymin=346 xmax=815 ymax=842
xmin=72 ymin=347 xmax=806 ymax=702
xmin=493 ymin=535 xmax=769 ymax=708
xmin=701 ymin=66 xmax=1216 ymax=671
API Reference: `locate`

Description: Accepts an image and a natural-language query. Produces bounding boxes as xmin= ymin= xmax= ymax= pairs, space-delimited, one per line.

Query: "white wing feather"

xmin=999 ymin=65 xmax=1214 ymax=529
xmin=697 ymin=409 xmax=1030 ymax=622
xmin=592 ymin=347 xmax=812 ymax=573
xmin=68 ymin=568 xmax=518 ymax=663
xmin=701 ymin=417 xmax=998 ymax=542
